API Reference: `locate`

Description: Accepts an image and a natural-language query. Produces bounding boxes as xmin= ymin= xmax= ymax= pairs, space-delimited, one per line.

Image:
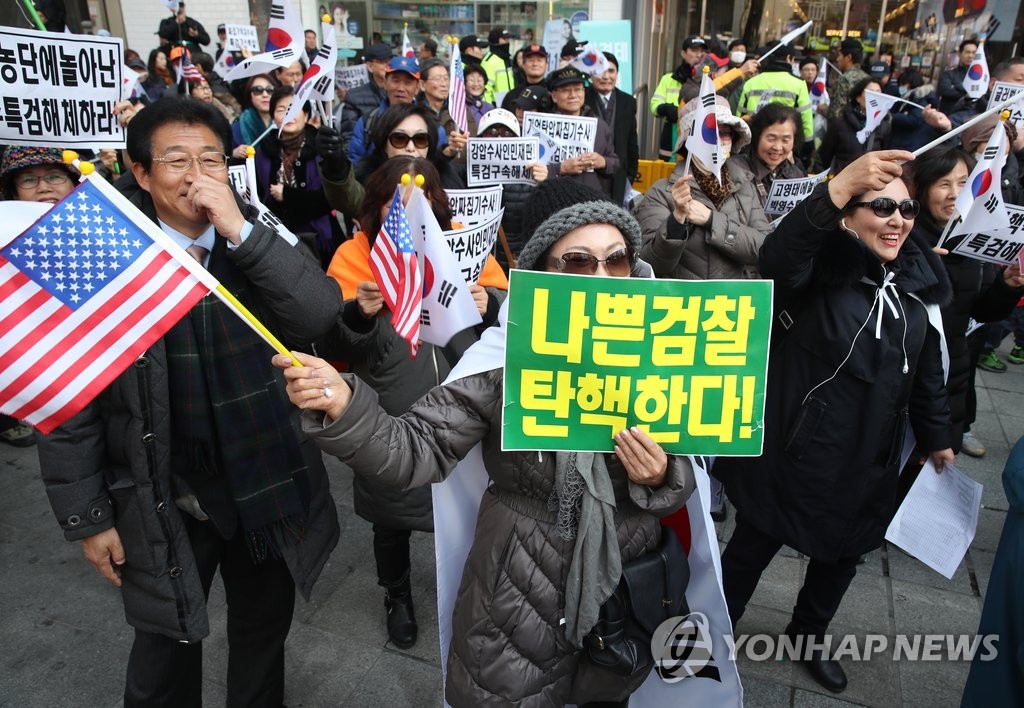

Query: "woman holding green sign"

xmin=272 ymin=179 xmax=697 ymax=707
xmin=715 ymin=149 xmax=955 ymax=694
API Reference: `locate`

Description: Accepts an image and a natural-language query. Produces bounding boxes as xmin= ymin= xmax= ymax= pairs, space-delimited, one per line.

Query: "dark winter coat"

xmin=886 ymin=85 xmax=941 ymax=152
xmin=339 ymin=80 xmax=386 ymax=153
xmin=636 ymin=159 xmax=772 ymax=280
xmin=37 ymin=194 xmax=343 ymax=642
xmin=938 ymin=65 xmax=969 ymax=114
xmin=819 ymin=103 xmax=891 ymax=173
xmin=961 ymin=436 xmax=1024 ymax=707
xmin=255 ymin=124 xmax=344 ymax=266
xmin=548 ymin=107 xmax=621 ymax=198
xmin=300 ymin=369 xmax=695 ymax=706
xmin=912 ymin=213 xmax=1022 ymax=449
xmin=714 ymin=185 xmax=953 ymax=561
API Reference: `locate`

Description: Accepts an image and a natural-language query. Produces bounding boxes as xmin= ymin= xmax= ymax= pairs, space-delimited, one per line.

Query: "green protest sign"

xmin=502 ymin=271 xmax=773 ymax=455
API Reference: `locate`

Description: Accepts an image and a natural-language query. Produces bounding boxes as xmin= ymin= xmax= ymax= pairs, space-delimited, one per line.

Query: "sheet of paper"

xmin=885 ymin=460 xmax=982 ymax=579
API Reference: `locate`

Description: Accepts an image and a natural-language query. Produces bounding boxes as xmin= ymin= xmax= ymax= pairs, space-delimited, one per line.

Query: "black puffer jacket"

xmin=715 ymin=184 xmax=953 ymax=561
xmin=38 ymin=194 xmax=343 ymax=642
xmin=912 ymin=212 xmax=1023 ymax=449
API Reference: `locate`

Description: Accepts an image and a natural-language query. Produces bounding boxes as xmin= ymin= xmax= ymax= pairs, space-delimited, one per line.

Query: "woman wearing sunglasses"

xmin=275 ymin=177 xmax=693 ymax=707
xmin=355 ymin=103 xmax=465 ymax=190
xmin=714 ymin=150 xmax=956 ymax=694
xmin=320 ymin=156 xmax=507 ymax=652
xmin=899 ymin=147 xmax=1024 ymax=469
xmin=229 ymin=75 xmax=276 ymax=157
xmin=637 ymin=94 xmax=772 ymax=282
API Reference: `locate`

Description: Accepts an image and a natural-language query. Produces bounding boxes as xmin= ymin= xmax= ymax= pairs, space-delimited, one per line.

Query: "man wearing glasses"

xmin=36 ymin=97 xmax=342 ymax=706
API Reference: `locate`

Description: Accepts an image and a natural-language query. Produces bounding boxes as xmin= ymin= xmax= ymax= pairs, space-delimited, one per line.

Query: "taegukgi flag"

xmin=405 ymin=186 xmax=481 ymax=346
xmin=952 ymin=119 xmax=1012 ymax=238
xmin=963 ymin=42 xmax=990 ymax=100
xmin=684 ymin=69 xmax=724 ymax=182
xmin=856 ymin=90 xmax=899 ymax=144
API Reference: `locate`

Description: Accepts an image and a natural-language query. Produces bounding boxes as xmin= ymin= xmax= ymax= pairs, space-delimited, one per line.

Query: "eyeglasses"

xmin=15 ymin=172 xmax=70 ymax=189
xmin=550 ymin=248 xmax=634 ymax=276
xmin=152 ymin=152 xmax=229 ymax=173
xmin=387 ymin=132 xmax=430 ymax=149
xmin=250 ymin=85 xmax=274 ymax=95
xmin=849 ymin=197 xmax=920 ymax=219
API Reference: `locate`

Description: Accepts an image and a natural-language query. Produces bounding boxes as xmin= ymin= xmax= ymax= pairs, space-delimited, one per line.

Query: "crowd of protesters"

xmin=4 ymin=10 xmax=1024 ymax=707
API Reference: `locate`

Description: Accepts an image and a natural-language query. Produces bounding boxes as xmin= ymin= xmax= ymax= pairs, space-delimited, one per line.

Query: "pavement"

xmin=1 ymin=337 xmax=1021 ymax=707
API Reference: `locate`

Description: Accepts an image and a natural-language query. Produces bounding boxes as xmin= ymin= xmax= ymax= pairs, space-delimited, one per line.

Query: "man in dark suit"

xmin=585 ymin=52 xmax=639 ymax=205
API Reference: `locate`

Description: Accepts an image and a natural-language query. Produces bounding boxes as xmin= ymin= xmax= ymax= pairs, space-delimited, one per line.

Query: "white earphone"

xmin=839 ymin=218 xmax=861 ymax=241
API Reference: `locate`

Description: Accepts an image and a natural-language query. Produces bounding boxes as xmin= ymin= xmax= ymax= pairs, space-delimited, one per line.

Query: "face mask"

xmin=730 ymin=51 xmax=746 ymax=65
xmin=898 ymin=85 xmax=909 ymax=97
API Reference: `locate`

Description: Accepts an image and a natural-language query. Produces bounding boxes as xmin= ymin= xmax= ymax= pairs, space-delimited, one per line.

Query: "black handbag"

xmin=583 ymin=527 xmax=690 ymax=676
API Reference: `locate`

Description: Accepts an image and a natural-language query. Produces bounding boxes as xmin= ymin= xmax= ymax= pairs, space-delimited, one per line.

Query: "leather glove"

xmin=656 ymin=103 xmax=678 ymax=123
xmin=315 ymin=126 xmax=350 ymax=181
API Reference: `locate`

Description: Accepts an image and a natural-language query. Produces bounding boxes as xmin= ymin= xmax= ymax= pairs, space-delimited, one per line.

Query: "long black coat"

xmin=912 ymin=214 xmax=1022 ymax=449
xmin=585 ymin=86 xmax=639 ymax=204
xmin=715 ymin=186 xmax=953 ymax=561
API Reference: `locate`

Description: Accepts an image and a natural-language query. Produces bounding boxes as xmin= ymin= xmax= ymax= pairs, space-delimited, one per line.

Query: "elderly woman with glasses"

xmin=0 ymin=146 xmax=80 ymax=448
xmin=714 ymin=150 xmax=955 ymax=695
xmin=273 ymin=177 xmax=694 ymax=707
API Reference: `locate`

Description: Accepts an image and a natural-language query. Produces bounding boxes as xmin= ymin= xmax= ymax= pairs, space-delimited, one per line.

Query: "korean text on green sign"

xmin=502 ymin=271 xmax=773 ymax=455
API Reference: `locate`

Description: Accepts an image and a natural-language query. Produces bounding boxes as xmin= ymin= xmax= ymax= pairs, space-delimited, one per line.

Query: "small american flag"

xmin=180 ymin=49 xmax=204 ymax=82
xmin=0 ymin=177 xmax=210 ymax=433
xmin=448 ymin=42 xmax=468 ymax=134
xmin=370 ymin=189 xmax=422 ymax=356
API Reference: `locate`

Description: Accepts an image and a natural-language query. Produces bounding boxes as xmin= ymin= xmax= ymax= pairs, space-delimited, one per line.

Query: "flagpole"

xmin=758 ymin=21 xmax=813 ymax=62
xmin=72 ymin=162 xmax=294 ymax=360
xmin=935 ymin=214 xmax=960 ymax=249
xmin=911 ymin=101 xmax=1019 ymax=157
xmin=250 ymin=123 xmax=276 ymax=148
xmin=19 ymin=0 xmax=46 ymax=31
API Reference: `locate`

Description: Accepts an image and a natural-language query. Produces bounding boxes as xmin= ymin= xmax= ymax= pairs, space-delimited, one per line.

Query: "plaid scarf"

xmin=164 ymin=239 xmax=307 ymax=561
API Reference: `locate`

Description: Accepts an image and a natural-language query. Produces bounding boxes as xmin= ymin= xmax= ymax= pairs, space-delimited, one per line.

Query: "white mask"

xmin=898 ymin=85 xmax=909 ymax=97
xmin=730 ymin=51 xmax=746 ymax=65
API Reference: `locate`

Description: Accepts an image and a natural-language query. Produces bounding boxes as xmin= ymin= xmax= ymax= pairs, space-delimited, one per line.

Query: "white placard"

xmin=228 ymin=164 xmax=247 ymax=197
xmin=521 ymin=111 xmax=597 ymax=163
xmin=987 ymin=81 xmax=1024 ymax=130
xmin=950 ymin=203 xmax=1024 ymax=266
xmin=224 ymin=24 xmax=261 ymax=53
xmin=885 ymin=460 xmax=982 ymax=579
xmin=334 ymin=63 xmax=369 ymax=91
xmin=763 ymin=172 xmax=829 ymax=215
xmin=0 ymin=27 xmax=125 ymax=148
xmin=466 ymin=137 xmax=539 ymax=187
xmin=447 ymin=186 xmax=503 ymax=227
xmin=444 ymin=209 xmax=503 ymax=284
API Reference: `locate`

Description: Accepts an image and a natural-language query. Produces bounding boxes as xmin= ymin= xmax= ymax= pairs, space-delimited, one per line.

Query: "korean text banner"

xmin=447 ymin=186 xmax=503 ymax=227
xmin=949 ymin=202 xmax=1024 ymax=266
xmin=0 ymin=27 xmax=125 ymax=148
xmin=502 ymin=271 xmax=773 ymax=455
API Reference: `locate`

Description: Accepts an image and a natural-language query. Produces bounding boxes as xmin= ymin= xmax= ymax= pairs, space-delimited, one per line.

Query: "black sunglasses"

xmin=387 ymin=132 xmax=430 ymax=149
xmin=849 ymin=197 xmax=920 ymax=220
xmin=551 ymin=248 xmax=634 ymax=276
xmin=250 ymin=85 xmax=274 ymax=95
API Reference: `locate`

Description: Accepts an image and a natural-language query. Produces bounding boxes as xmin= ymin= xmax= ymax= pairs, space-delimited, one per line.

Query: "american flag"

xmin=448 ymin=42 xmax=468 ymax=134
xmin=0 ymin=177 xmax=210 ymax=433
xmin=180 ymin=49 xmax=204 ymax=82
xmin=369 ymin=189 xmax=422 ymax=357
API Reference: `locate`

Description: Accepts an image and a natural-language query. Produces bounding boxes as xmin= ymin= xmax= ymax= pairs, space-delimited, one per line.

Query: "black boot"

xmin=785 ymin=621 xmax=847 ymax=693
xmin=383 ymin=574 xmax=417 ymax=649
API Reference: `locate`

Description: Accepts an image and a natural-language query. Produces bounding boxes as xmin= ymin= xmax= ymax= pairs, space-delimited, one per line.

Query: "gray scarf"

xmin=551 ymin=450 xmax=622 ymax=648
